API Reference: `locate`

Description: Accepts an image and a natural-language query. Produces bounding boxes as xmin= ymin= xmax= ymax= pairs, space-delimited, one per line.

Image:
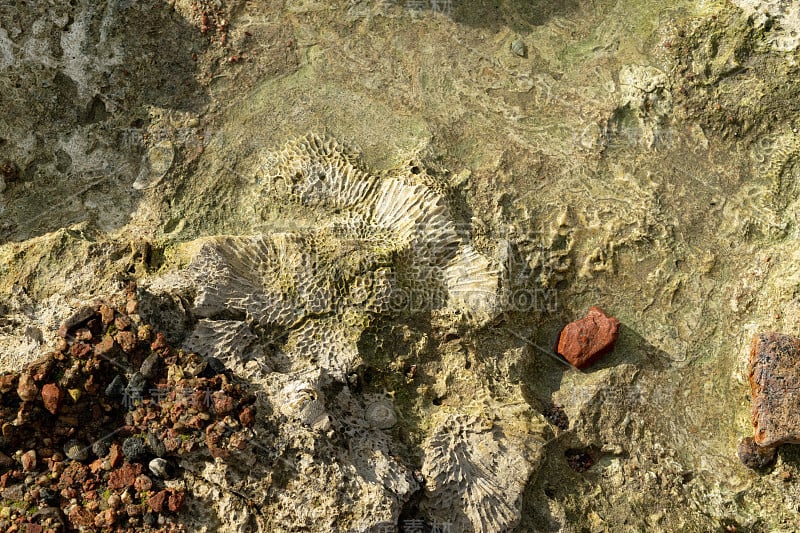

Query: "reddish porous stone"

xmin=114 ymin=315 xmax=132 ymax=331
xmin=749 ymin=332 xmax=800 ymax=447
xmin=557 ymin=306 xmax=620 ymax=369
xmin=239 ymin=406 xmax=255 ymax=427
xmin=68 ymin=506 xmax=95 ymax=528
xmin=212 ymin=392 xmax=235 ymax=415
xmin=168 ymin=490 xmax=185 ymax=512
xmin=41 ymin=383 xmax=64 ymax=415
xmin=94 ymin=335 xmax=116 ymax=357
xmin=151 ymin=333 xmax=168 ymax=351
xmin=99 ymin=303 xmax=115 ymax=325
xmin=107 ymin=462 xmax=143 ymax=490
xmin=134 ymin=474 xmax=152 ymax=492
xmin=114 ymin=331 xmax=137 ymax=353
xmin=148 ymin=490 xmax=168 ymax=513
xmin=94 ymin=508 xmax=116 ymax=528
xmin=69 ymin=342 xmax=92 ymax=359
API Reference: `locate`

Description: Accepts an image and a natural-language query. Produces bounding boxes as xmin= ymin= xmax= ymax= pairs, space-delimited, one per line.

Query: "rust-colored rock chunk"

xmin=148 ymin=490 xmax=168 ymax=512
xmin=41 ymin=383 xmax=64 ymax=414
xmin=114 ymin=330 xmax=137 ymax=353
xmin=99 ymin=303 xmax=115 ymax=325
xmin=749 ymin=332 xmax=800 ymax=447
xmin=557 ymin=306 xmax=620 ymax=369
xmin=168 ymin=489 xmax=185 ymax=512
xmin=107 ymin=462 xmax=142 ymax=490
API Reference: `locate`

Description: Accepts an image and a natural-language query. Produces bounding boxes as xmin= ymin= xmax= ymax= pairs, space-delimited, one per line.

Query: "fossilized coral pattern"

xmin=147 ymin=134 xmax=502 ymax=380
xmin=421 ymin=411 xmax=543 ymax=532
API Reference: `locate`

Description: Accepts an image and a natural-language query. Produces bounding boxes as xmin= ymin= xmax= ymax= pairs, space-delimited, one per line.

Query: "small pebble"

xmin=148 ymin=457 xmax=172 ymax=479
xmin=122 ymin=437 xmax=147 ymax=462
xmin=63 ymin=440 xmax=89 ymax=462
xmin=21 ymin=449 xmax=36 ymax=471
xmin=510 ymin=38 xmax=527 ymax=57
xmin=92 ymin=440 xmax=110 ymax=458
xmin=139 ymin=353 xmax=161 ymax=380
xmin=120 ymin=489 xmax=134 ymax=505
xmin=146 ymin=432 xmax=166 ymax=458
xmin=107 ymin=494 xmax=121 ymax=509
xmin=105 ymin=375 xmax=127 ymax=399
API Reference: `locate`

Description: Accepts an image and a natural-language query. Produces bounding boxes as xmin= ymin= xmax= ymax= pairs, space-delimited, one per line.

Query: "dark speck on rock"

xmin=205 ymin=356 xmax=226 ymax=375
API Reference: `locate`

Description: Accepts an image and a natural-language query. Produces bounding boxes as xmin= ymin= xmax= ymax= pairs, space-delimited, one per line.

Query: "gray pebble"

xmin=105 ymin=375 xmax=126 ymax=399
xmin=128 ymin=371 xmax=147 ymax=392
xmin=146 ymin=432 xmax=166 ymax=458
xmin=63 ymin=439 xmax=89 ymax=462
xmin=140 ymin=353 xmax=161 ymax=380
xmin=91 ymin=440 xmax=110 ymax=458
xmin=122 ymin=436 xmax=147 ymax=462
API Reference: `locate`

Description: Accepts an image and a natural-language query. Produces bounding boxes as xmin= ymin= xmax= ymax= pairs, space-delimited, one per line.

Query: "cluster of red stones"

xmin=0 ymin=286 xmax=256 ymax=532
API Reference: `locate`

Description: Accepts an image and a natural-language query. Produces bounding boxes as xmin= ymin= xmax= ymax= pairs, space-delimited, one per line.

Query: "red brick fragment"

xmin=749 ymin=332 xmax=800 ymax=447
xmin=557 ymin=306 xmax=620 ymax=369
xmin=109 ymin=443 xmax=123 ymax=468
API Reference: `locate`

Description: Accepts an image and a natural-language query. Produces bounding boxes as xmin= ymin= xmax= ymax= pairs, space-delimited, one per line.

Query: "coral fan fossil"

xmin=141 ymin=134 xmax=522 ymax=530
xmin=146 ymin=134 xmax=502 ymax=381
xmin=420 ymin=408 xmax=546 ymax=532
